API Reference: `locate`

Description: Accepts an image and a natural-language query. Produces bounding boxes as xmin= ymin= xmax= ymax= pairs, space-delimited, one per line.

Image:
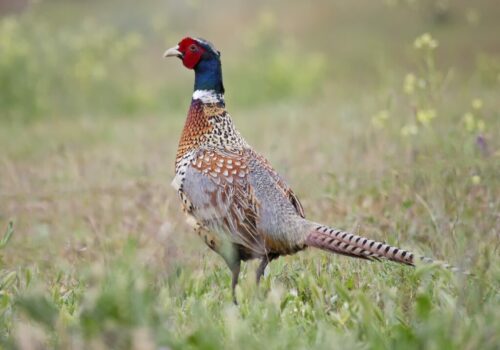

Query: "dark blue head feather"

xmin=193 ymin=38 xmax=224 ymax=94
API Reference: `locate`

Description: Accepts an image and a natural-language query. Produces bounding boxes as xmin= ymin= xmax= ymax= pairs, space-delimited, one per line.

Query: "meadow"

xmin=0 ymin=0 xmax=499 ymax=349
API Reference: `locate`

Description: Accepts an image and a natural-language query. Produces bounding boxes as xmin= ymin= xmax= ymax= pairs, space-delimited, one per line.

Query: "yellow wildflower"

xmin=472 ymin=98 xmax=483 ymax=110
xmin=471 ymin=175 xmax=481 ymax=185
xmin=401 ymin=124 xmax=418 ymax=137
xmin=404 ymin=73 xmax=416 ymax=94
xmin=414 ymin=33 xmax=438 ymax=50
xmin=371 ymin=110 xmax=390 ymax=128
xmin=477 ymin=120 xmax=486 ymax=132
xmin=417 ymin=109 xmax=437 ymax=126
xmin=463 ymin=112 xmax=474 ymax=132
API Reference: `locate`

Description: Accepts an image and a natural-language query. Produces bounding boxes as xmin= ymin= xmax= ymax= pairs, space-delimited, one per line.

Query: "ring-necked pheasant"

xmin=164 ymin=37 xmax=464 ymax=303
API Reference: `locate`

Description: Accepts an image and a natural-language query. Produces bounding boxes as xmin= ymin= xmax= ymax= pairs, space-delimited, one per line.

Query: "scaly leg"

xmin=256 ymin=254 xmax=278 ymax=285
xmin=230 ymin=260 xmax=241 ymax=305
xmin=256 ymin=259 xmax=268 ymax=285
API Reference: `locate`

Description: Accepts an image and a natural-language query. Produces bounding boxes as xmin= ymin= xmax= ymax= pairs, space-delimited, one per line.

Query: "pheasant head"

xmin=164 ymin=37 xmax=224 ymax=94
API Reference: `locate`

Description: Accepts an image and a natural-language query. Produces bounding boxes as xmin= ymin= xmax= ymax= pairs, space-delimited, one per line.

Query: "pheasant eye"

xmin=189 ymin=44 xmax=197 ymax=51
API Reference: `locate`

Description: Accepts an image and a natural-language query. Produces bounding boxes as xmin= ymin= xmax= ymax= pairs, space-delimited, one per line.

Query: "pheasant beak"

xmin=163 ymin=45 xmax=183 ymax=59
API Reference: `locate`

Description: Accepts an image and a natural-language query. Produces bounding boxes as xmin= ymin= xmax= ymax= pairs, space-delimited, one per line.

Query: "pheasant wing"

xmin=251 ymin=151 xmax=305 ymax=218
xmin=183 ymin=148 xmax=265 ymax=256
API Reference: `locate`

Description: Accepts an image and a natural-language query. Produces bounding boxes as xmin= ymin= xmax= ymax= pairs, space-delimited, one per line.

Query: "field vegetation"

xmin=0 ymin=0 xmax=499 ymax=349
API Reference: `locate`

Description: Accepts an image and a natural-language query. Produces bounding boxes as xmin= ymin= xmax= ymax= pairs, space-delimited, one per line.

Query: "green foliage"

xmin=0 ymin=222 xmax=14 ymax=250
xmin=476 ymin=53 xmax=500 ymax=87
xmin=16 ymin=295 xmax=58 ymax=329
xmin=0 ymin=7 xmax=329 ymax=121
xmin=227 ymin=12 xmax=328 ymax=106
xmin=0 ymin=15 xmax=144 ymax=120
xmin=0 ymin=251 xmax=498 ymax=349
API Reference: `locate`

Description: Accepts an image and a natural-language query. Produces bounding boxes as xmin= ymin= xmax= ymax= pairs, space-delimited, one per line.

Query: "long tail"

xmin=305 ymin=224 xmax=468 ymax=274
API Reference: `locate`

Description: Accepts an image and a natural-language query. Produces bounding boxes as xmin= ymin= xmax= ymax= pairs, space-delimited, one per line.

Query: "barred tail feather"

xmin=306 ymin=225 xmax=414 ymax=265
xmin=305 ymin=224 xmax=471 ymax=275
xmin=305 ymin=230 xmax=383 ymax=262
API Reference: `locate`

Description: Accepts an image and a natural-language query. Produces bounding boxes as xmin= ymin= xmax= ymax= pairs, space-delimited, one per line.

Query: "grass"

xmin=1 ymin=0 xmax=500 ymax=349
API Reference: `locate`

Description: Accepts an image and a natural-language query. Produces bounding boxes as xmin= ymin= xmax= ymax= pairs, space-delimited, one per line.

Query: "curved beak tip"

xmin=164 ymin=45 xmax=182 ymax=58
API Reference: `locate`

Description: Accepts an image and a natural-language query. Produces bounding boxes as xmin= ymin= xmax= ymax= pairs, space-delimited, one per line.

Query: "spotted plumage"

xmin=164 ymin=37 xmax=470 ymax=304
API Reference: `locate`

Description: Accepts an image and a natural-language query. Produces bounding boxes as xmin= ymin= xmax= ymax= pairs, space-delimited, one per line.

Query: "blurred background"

xmin=0 ymin=1 xmax=499 ymax=349
xmin=0 ymin=0 xmax=499 ymax=120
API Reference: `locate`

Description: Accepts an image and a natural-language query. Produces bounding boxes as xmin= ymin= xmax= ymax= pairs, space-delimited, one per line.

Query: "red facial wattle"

xmin=178 ymin=37 xmax=205 ymax=69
